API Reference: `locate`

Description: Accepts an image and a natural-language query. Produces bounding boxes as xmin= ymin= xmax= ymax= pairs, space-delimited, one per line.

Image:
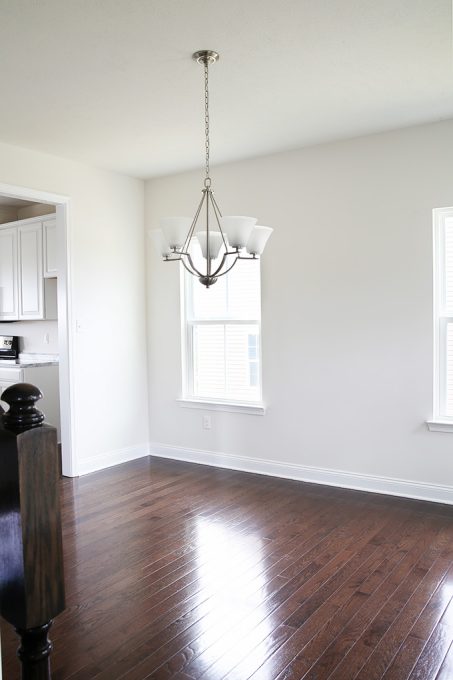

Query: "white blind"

xmin=435 ymin=210 xmax=453 ymax=418
xmin=444 ymin=217 xmax=453 ymax=314
xmin=193 ymin=323 xmax=260 ymax=401
xmin=446 ymin=322 xmax=453 ymax=416
xmin=184 ymin=244 xmax=262 ymax=402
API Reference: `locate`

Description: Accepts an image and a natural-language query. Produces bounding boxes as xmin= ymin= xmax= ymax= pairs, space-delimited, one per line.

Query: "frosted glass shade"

xmin=246 ymin=226 xmax=273 ymax=255
xmin=196 ymin=231 xmax=224 ymax=260
xmin=148 ymin=229 xmax=172 ymax=257
xmin=220 ymin=215 xmax=257 ymax=249
xmin=160 ymin=216 xmax=192 ymax=249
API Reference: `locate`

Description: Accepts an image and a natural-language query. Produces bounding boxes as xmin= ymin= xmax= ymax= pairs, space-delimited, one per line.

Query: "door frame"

xmin=0 ymin=182 xmax=76 ymax=476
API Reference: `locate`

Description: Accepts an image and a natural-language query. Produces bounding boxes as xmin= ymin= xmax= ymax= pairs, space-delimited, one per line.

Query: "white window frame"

xmin=179 ymin=265 xmax=265 ymax=415
xmin=428 ymin=207 xmax=453 ymax=431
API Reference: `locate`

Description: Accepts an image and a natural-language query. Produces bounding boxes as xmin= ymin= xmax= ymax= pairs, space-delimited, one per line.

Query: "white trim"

xmin=177 ymin=397 xmax=266 ymax=415
xmin=77 ymin=443 xmax=151 ymax=476
xmin=0 ymin=183 xmax=76 ymax=476
xmin=426 ymin=420 xmax=453 ymax=433
xmin=0 ymin=212 xmax=56 ymax=229
xmin=0 ymin=183 xmax=69 ymax=206
xmin=150 ymin=443 xmax=453 ymax=506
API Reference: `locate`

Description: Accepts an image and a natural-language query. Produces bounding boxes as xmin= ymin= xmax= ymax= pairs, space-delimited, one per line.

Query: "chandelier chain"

xmin=204 ymin=62 xmax=210 ymax=180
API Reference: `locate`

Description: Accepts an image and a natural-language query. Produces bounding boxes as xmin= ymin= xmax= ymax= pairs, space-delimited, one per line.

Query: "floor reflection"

xmin=190 ymin=515 xmax=275 ymax=678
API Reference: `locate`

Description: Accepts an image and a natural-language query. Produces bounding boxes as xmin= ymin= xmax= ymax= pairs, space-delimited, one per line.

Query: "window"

xmin=433 ymin=207 xmax=453 ymax=420
xmin=181 ymin=246 xmax=262 ymax=405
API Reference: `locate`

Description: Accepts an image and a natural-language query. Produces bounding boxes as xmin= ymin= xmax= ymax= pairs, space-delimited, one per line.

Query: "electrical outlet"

xmin=43 ymin=333 xmax=50 ymax=345
xmin=202 ymin=415 xmax=212 ymax=430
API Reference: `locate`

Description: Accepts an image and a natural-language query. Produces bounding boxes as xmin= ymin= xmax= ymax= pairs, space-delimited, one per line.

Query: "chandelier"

xmin=153 ymin=50 xmax=273 ymax=288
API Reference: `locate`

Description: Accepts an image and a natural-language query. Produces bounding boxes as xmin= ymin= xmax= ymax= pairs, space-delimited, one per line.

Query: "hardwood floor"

xmin=1 ymin=457 xmax=453 ymax=679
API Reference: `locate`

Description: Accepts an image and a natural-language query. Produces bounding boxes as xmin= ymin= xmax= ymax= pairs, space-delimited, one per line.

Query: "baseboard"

xmin=150 ymin=442 xmax=453 ymax=506
xmin=77 ymin=443 xmax=150 ymax=476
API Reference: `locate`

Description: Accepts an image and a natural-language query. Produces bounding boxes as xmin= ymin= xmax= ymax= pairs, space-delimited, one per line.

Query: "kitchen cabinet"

xmin=0 ymin=228 xmax=19 ymax=320
xmin=18 ymin=222 xmax=43 ymax=318
xmin=43 ymin=218 xmax=57 ymax=277
xmin=0 ymin=215 xmax=57 ymax=321
xmin=0 ymin=365 xmax=60 ymax=439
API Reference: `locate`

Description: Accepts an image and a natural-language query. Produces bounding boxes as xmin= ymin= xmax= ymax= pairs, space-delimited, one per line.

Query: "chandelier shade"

xmin=149 ymin=229 xmax=172 ymax=257
xmin=220 ymin=216 xmax=257 ymax=249
xmin=160 ymin=216 xmax=193 ymax=249
xmin=246 ymin=226 xmax=274 ymax=255
xmin=154 ymin=50 xmax=273 ymax=288
xmin=196 ymin=230 xmax=224 ymax=260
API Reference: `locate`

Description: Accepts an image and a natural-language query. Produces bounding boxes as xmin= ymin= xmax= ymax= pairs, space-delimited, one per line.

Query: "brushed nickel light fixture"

xmin=152 ymin=50 xmax=273 ymax=288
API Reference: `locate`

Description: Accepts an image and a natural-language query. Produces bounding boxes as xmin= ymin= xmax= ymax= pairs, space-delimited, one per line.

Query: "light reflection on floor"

xmin=190 ymin=515 xmax=275 ymax=678
xmin=440 ymin=579 xmax=453 ymax=626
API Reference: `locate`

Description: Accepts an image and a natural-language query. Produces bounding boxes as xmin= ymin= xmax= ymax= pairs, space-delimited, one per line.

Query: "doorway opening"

xmin=0 ymin=183 xmax=75 ymax=476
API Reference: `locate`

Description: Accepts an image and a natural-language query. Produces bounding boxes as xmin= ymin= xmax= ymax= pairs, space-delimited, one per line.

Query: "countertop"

xmin=0 ymin=354 xmax=59 ymax=368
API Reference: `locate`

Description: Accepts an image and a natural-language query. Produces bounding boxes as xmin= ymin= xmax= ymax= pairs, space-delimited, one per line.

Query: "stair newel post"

xmin=0 ymin=383 xmax=65 ymax=680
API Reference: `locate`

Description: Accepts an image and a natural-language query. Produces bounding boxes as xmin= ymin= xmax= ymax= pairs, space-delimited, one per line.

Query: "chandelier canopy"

xmin=152 ymin=50 xmax=273 ymax=288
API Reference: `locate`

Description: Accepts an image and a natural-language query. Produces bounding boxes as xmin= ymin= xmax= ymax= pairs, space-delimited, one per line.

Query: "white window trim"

xmin=428 ymin=207 xmax=453 ymax=431
xmin=180 ymin=263 xmax=265 ymax=412
xmin=177 ymin=397 xmax=266 ymax=415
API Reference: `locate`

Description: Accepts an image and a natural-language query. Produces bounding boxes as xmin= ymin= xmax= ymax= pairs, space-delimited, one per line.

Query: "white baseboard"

xmin=77 ymin=443 xmax=150 ymax=476
xmin=150 ymin=442 xmax=453 ymax=506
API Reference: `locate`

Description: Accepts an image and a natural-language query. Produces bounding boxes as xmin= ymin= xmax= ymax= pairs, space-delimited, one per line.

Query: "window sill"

xmin=426 ymin=420 xmax=453 ymax=433
xmin=177 ymin=398 xmax=266 ymax=415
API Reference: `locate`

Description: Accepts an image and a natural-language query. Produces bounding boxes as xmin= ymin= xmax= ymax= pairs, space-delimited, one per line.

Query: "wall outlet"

xmin=202 ymin=415 xmax=212 ymax=430
xmin=43 ymin=332 xmax=50 ymax=345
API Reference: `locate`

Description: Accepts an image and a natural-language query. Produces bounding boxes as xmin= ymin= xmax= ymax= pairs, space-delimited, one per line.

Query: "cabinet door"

xmin=0 ymin=227 xmax=19 ymax=320
xmin=43 ymin=218 xmax=58 ymax=277
xmin=18 ymin=223 xmax=44 ymax=319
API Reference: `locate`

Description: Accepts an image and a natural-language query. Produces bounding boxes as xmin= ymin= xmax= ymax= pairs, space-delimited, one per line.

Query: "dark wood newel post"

xmin=0 ymin=383 xmax=65 ymax=680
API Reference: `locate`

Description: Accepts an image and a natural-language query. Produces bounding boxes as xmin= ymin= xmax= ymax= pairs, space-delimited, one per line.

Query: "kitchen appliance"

xmin=0 ymin=335 xmax=20 ymax=361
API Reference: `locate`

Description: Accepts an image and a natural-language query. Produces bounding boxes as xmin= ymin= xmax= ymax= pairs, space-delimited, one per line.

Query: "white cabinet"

xmin=43 ymin=218 xmax=57 ymax=277
xmin=0 ymin=215 xmax=57 ymax=321
xmin=18 ymin=222 xmax=44 ymax=319
xmin=0 ymin=228 xmax=18 ymax=320
xmin=0 ymin=379 xmax=18 ymax=399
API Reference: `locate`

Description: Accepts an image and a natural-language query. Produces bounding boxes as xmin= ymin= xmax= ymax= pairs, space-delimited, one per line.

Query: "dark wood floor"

xmin=2 ymin=458 xmax=453 ymax=679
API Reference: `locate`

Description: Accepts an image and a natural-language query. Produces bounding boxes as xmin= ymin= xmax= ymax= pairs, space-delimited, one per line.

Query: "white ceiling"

xmin=0 ymin=196 xmax=34 ymax=207
xmin=0 ymin=0 xmax=451 ymax=179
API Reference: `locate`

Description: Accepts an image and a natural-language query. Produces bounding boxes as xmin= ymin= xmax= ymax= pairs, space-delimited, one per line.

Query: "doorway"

xmin=0 ymin=182 xmax=75 ymax=476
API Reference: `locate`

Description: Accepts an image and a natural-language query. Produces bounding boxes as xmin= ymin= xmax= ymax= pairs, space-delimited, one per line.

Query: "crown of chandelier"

xmin=151 ymin=50 xmax=273 ymax=288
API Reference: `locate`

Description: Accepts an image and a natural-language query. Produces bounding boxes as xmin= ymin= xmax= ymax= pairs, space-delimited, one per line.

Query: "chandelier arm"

xmin=182 ymin=190 xmax=207 ymax=254
xmin=209 ymin=252 xmax=228 ymax=278
xmin=210 ymin=191 xmax=223 ymax=218
xmin=206 ymin=188 xmax=211 ymax=278
xmin=181 ymin=255 xmax=203 ymax=278
xmin=238 ymin=254 xmax=258 ymax=260
xmin=209 ymin=193 xmax=228 ymax=251
xmin=185 ymin=253 xmax=204 ymax=278
xmin=212 ymin=255 xmax=240 ymax=278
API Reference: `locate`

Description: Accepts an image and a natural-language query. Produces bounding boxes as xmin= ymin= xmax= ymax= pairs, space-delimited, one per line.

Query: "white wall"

xmin=145 ymin=119 xmax=453 ymax=496
xmin=0 ymin=140 xmax=149 ymax=474
xmin=0 ymin=320 xmax=58 ymax=353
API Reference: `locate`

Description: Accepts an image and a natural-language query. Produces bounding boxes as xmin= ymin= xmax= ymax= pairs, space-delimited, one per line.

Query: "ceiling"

xmin=0 ymin=0 xmax=451 ymax=179
xmin=0 ymin=196 xmax=34 ymax=207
